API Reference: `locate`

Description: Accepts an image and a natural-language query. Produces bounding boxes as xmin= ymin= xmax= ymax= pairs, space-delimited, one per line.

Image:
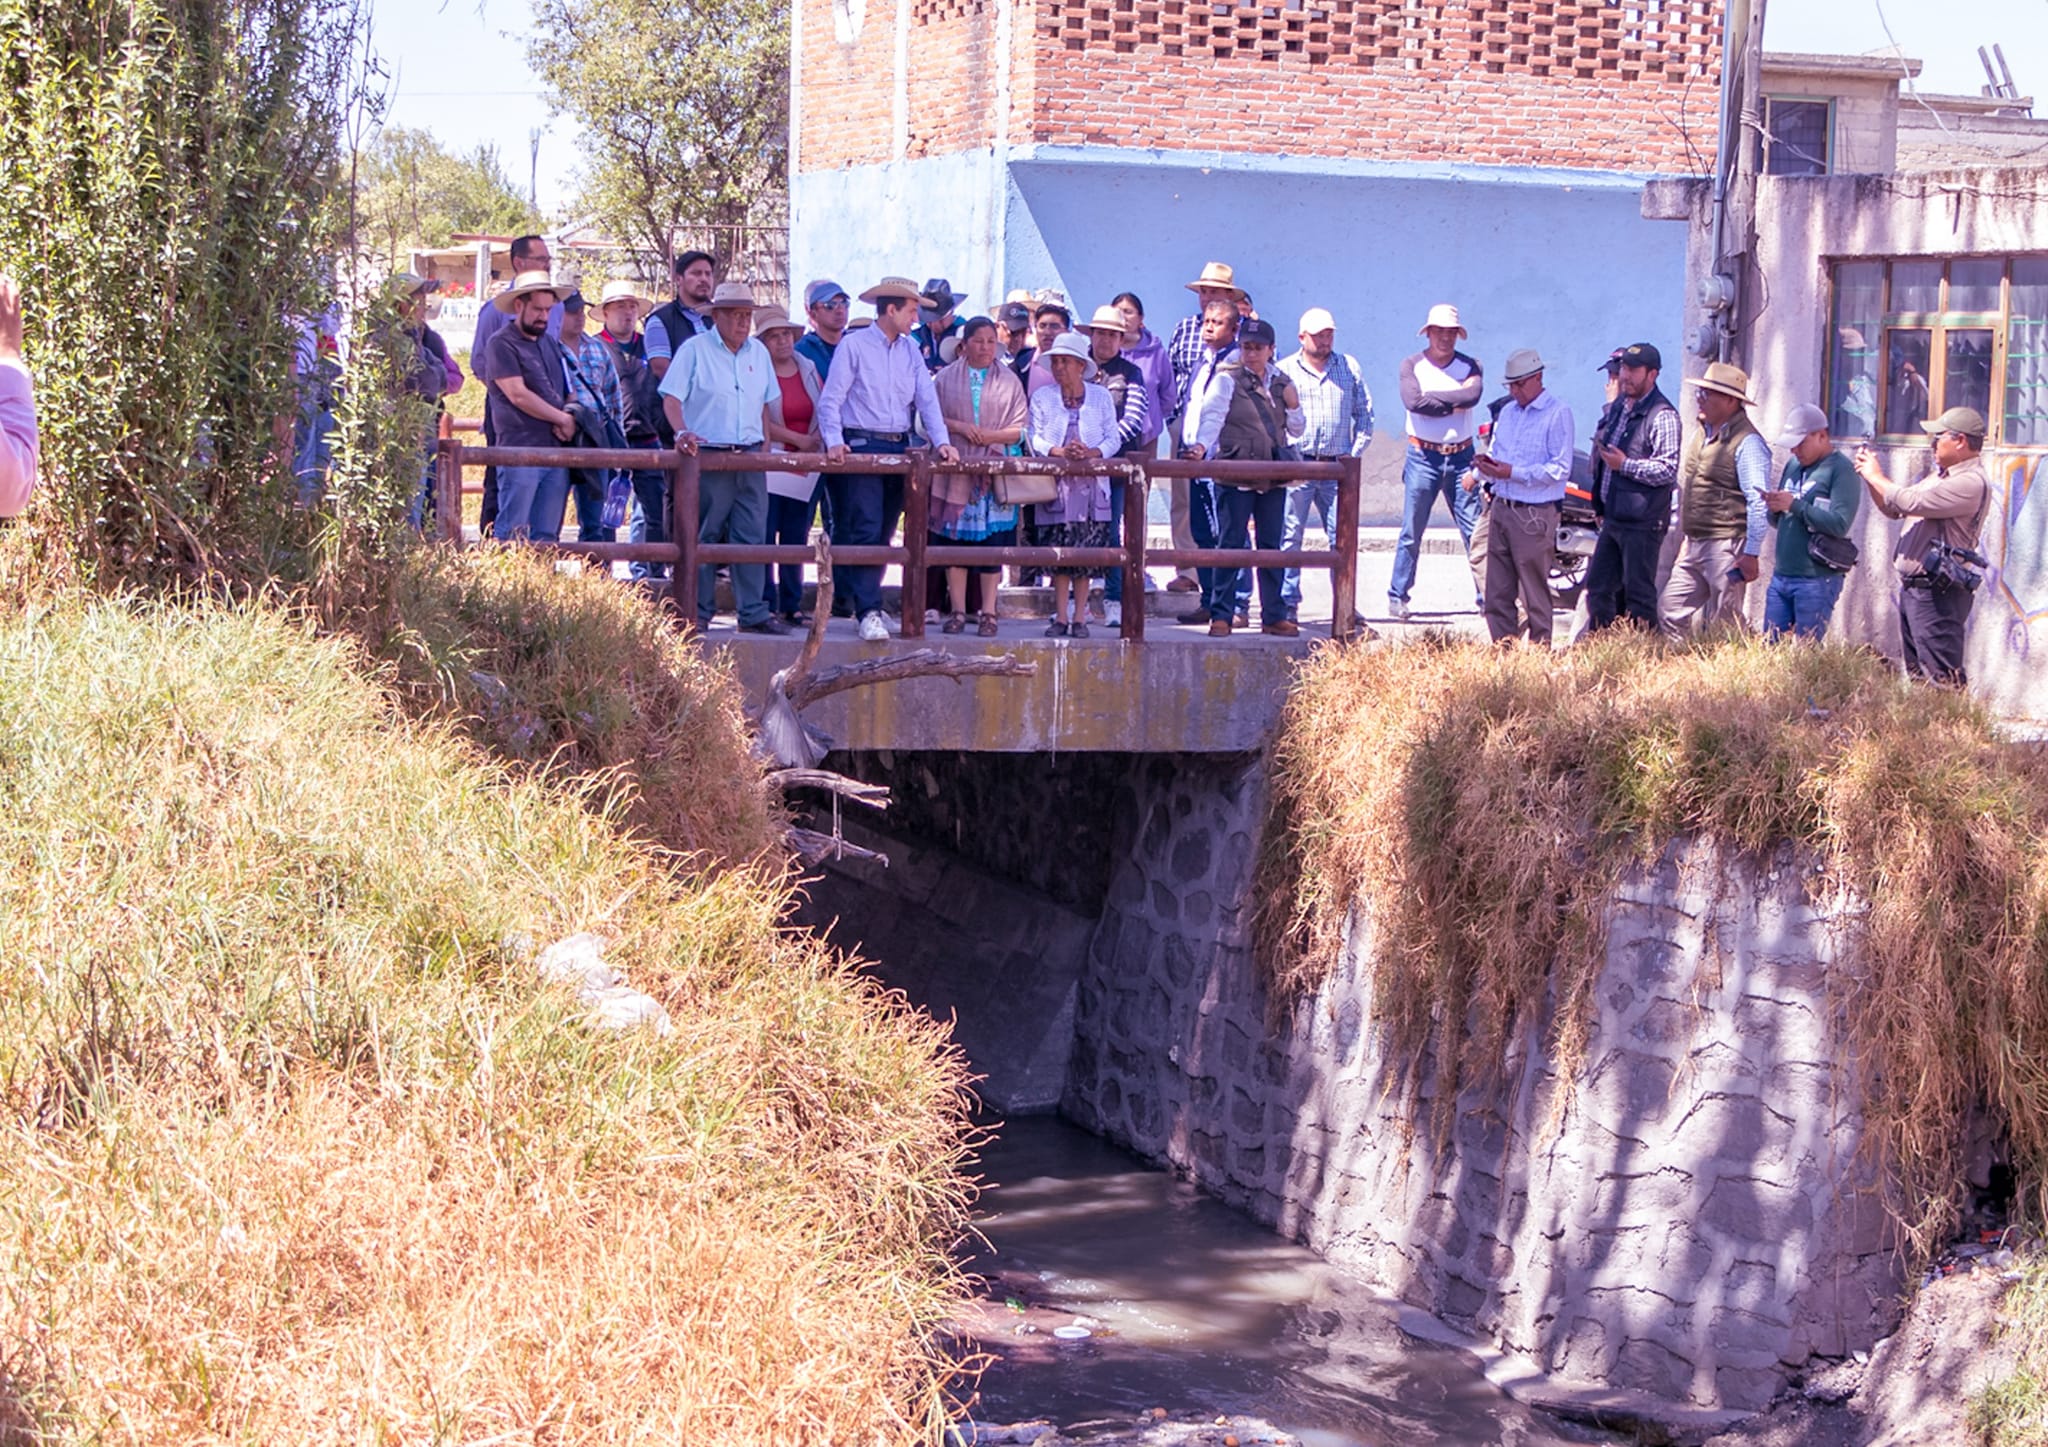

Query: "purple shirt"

xmin=1121 ymin=327 xmax=1175 ymax=449
xmin=0 ymin=360 xmax=36 ymax=517
xmin=814 ymin=323 xmax=952 ymax=450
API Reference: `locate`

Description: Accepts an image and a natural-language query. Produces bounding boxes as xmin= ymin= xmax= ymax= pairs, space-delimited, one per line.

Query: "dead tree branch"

xmin=769 ymin=768 xmax=890 ymax=809
xmin=784 ymin=827 xmax=890 ymax=867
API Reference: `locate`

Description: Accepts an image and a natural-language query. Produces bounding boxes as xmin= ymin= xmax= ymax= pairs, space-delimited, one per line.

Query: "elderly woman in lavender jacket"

xmin=1027 ymin=332 xmax=1121 ymax=637
xmin=0 ymin=276 xmax=36 ymax=519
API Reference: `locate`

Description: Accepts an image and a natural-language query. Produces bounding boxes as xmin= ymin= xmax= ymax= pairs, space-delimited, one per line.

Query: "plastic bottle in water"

xmin=600 ymin=470 xmax=633 ymax=531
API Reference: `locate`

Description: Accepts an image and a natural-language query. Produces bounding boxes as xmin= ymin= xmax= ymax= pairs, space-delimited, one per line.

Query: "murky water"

xmin=960 ymin=1117 xmax=1618 ymax=1447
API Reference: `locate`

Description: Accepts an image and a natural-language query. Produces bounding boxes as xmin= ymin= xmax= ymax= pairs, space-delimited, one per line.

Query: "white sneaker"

xmin=1388 ymin=597 xmax=1410 ymax=622
xmin=1142 ymin=574 xmax=1159 ymax=593
xmin=1103 ymin=600 xmax=1122 ymax=627
xmin=858 ymin=611 xmax=890 ymax=642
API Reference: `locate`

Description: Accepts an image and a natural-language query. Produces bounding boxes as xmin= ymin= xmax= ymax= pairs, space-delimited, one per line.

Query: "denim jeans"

xmin=568 ymin=467 xmax=614 ymax=543
xmin=1389 ymin=443 xmax=1478 ymax=603
xmin=494 ymin=465 xmax=569 ymax=542
xmin=1281 ymin=478 xmax=1339 ymax=613
xmin=763 ymin=481 xmax=821 ymax=615
xmin=1214 ymin=484 xmax=1287 ymax=624
xmin=626 ymin=467 xmax=670 ymax=581
xmin=1763 ymin=572 xmax=1845 ymax=641
xmin=1188 ymin=476 xmax=1250 ymax=616
xmin=826 ymin=438 xmax=902 ymax=620
xmin=1104 ymin=477 xmax=1127 ymax=604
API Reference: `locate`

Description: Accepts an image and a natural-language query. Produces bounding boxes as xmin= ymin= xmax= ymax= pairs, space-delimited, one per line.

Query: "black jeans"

xmin=478 ymin=407 xmax=498 ymax=535
xmin=1586 ymin=521 xmax=1666 ymax=631
xmin=1899 ymin=581 xmax=1974 ymax=686
xmin=824 ymin=438 xmax=905 ymax=619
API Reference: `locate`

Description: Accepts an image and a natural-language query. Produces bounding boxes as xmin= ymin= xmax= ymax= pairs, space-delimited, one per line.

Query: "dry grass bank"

xmin=0 ymin=590 xmax=976 ymax=1444
xmin=1256 ymin=632 xmax=2048 ymax=1256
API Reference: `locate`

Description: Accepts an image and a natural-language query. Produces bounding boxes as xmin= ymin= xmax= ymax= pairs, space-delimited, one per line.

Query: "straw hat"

xmin=1041 ymin=331 xmax=1097 ymax=380
xmin=1690 ymin=361 xmax=1756 ymax=405
xmin=598 ymin=279 xmax=651 ymax=314
xmin=708 ymin=280 xmax=758 ymax=310
xmin=1184 ymin=261 xmax=1246 ymax=297
xmin=1084 ymin=304 xmax=1130 ymax=333
xmin=390 ymin=271 xmax=440 ymax=295
xmin=1503 ymin=348 xmax=1546 ymax=382
xmin=859 ymin=275 xmax=934 ymax=305
xmin=1417 ymin=303 xmax=1466 ymax=338
xmin=752 ymin=304 xmax=802 ymax=337
xmin=491 ymin=270 xmax=560 ymax=314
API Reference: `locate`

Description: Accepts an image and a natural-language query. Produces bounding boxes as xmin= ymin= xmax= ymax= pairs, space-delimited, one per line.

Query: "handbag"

xmin=1795 ymin=469 xmax=1860 ymax=571
xmin=995 ymin=473 xmax=1059 ymax=506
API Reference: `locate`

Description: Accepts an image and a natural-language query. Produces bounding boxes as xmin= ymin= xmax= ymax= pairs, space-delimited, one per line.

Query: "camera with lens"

xmin=1919 ymin=540 xmax=1988 ymax=592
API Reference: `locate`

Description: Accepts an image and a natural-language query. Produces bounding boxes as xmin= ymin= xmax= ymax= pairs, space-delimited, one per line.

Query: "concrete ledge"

xmin=715 ymin=628 xmax=1312 ymax=752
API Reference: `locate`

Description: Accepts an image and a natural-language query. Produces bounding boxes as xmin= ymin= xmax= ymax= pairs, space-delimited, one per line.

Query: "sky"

xmin=368 ymin=0 xmax=2048 ymax=218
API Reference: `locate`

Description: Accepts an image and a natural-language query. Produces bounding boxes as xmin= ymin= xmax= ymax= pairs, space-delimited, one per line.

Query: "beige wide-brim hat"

xmin=709 ymin=280 xmax=759 ymax=310
xmin=1691 ymin=360 xmax=1756 ymax=405
xmin=859 ymin=275 xmax=934 ymax=305
xmin=1184 ymin=261 xmax=1245 ymax=297
xmin=598 ymin=279 xmax=651 ymax=314
xmin=492 ymin=270 xmax=561 ymax=314
xmin=1041 ymin=331 xmax=1098 ymax=380
xmin=1085 ymin=303 xmax=1129 ymax=333
xmin=1417 ymin=303 xmax=1466 ymax=338
xmin=753 ymin=304 xmax=802 ymax=337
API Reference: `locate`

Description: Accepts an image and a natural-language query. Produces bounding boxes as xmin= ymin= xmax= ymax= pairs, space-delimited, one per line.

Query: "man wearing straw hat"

xmin=596 ymin=278 xmax=672 ymax=581
xmin=659 ymin=280 xmax=791 ymax=635
xmin=1165 ymin=261 xmax=1250 ymax=597
xmin=1390 ymin=303 xmax=1485 ymax=621
xmin=816 ymin=276 xmax=959 ymax=643
xmin=1659 ymin=360 xmax=1770 ymax=641
xmin=481 ymin=269 xmax=576 ymax=543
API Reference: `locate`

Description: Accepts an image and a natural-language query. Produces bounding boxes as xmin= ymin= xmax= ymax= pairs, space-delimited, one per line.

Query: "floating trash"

xmin=1052 ymin=1325 xmax=1092 ymax=1341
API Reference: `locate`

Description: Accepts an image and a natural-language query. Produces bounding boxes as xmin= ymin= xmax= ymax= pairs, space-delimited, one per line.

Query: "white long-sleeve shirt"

xmin=1188 ymin=362 xmax=1306 ymax=458
xmin=0 ymin=360 xmax=38 ymax=518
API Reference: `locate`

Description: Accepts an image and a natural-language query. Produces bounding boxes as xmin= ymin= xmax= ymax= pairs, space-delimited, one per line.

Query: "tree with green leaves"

xmin=356 ymin=127 xmax=538 ymax=271
xmin=526 ymin=0 xmax=788 ymax=272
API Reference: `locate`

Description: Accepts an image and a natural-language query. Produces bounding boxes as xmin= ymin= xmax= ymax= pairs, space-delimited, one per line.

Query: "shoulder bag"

xmin=1798 ymin=466 xmax=1860 ymax=572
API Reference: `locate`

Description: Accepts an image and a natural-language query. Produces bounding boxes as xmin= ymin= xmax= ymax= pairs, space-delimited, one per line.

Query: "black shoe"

xmin=1177 ymin=607 xmax=1212 ymax=625
xmin=1045 ymin=619 xmax=1069 ymax=637
xmin=782 ymin=611 xmax=810 ymax=627
xmin=738 ymin=616 xmax=792 ymax=635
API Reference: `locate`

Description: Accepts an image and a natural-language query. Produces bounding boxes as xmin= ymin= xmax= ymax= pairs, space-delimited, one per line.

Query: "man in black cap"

xmin=913 ymin=277 xmax=968 ymax=371
xmin=1583 ymin=341 xmax=1682 ymax=631
xmin=997 ymin=302 xmax=1035 ymax=379
xmin=1185 ymin=316 xmax=1304 ymax=637
xmin=645 ymin=249 xmax=717 ymax=380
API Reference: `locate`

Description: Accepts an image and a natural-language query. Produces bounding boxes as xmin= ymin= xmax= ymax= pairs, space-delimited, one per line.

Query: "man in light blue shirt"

xmin=1469 ymin=348 xmax=1574 ymax=645
xmin=1279 ymin=306 xmax=1374 ymax=621
xmin=817 ymin=277 xmax=958 ymax=641
xmin=659 ymin=280 xmax=788 ymax=635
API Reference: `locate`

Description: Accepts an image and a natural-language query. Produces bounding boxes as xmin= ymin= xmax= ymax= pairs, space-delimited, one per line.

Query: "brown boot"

xmin=1208 ymin=618 xmax=1232 ymax=637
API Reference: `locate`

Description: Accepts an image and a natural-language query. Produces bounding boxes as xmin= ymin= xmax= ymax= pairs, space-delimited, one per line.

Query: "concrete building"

xmin=789 ymin=0 xmax=1724 ymax=499
xmin=1654 ymin=58 xmax=2048 ymax=719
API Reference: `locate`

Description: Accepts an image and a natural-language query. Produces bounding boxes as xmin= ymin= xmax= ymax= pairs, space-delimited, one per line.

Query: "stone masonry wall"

xmin=1062 ymin=757 xmax=1906 ymax=1415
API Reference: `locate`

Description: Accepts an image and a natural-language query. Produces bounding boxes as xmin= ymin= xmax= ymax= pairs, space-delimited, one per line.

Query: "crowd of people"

xmin=392 ymin=238 xmax=1993 ymax=683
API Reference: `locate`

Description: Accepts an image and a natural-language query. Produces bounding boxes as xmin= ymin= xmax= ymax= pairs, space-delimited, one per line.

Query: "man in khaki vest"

xmin=1660 ymin=362 xmax=1770 ymax=640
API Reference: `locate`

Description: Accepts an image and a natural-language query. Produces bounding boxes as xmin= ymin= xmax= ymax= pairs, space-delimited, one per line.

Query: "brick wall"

xmin=802 ymin=0 xmax=1721 ymax=174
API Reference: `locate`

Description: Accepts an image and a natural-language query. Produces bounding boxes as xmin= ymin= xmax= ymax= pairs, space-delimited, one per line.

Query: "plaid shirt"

xmin=1279 ymin=350 xmax=1375 ymax=459
xmin=563 ymin=332 xmax=624 ymax=432
xmin=1614 ymin=399 xmax=1682 ymax=488
xmin=1166 ymin=313 xmax=1211 ymax=418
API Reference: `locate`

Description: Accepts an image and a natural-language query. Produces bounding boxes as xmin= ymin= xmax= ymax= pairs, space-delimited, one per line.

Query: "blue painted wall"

xmin=793 ymin=145 xmax=1690 ymax=512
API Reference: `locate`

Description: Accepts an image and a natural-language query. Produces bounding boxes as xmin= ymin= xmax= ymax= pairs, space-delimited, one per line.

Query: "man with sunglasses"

xmin=1854 ymin=406 xmax=1992 ymax=687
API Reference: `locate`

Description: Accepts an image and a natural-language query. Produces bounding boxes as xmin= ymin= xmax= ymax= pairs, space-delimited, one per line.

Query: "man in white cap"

xmin=1279 ymin=306 xmax=1374 ymax=623
xmin=1855 ymin=405 xmax=1993 ymax=686
xmin=1470 ymin=349 xmax=1573 ymax=646
xmin=660 ymin=280 xmax=790 ymax=635
xmin=816 ymin=277 xmax=960 ymax=642
xmin=1760 ymin=403 xmax=1860 ymax=641
xmin=481 ymin=269 xmax=576 ymax=543
xmin=1390 ymin=303 xmax=1484 ymax=620
xmin=1660 ymin=360 xmax=1770 ymax=641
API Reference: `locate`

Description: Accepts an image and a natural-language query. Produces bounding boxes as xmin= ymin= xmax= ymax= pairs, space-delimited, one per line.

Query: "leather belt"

xmin=1303 ymin=453 xmax=1347 ymax=462
xmin=844 ymin=427 xmax=909 ymax=444
xmin=1407 ymin=435 xmax=1473 ymax=455
xmin=697 ymin=443 xmax=759 ymax=452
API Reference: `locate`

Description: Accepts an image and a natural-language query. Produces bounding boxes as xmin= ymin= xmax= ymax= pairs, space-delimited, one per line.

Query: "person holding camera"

xmin=1853 ymin=405 xmax=1992 ymax=687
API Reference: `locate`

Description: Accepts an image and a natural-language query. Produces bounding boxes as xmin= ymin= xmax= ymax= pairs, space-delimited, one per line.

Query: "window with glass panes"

xmin=1828 ymin=256 xmax=2048 ymax=446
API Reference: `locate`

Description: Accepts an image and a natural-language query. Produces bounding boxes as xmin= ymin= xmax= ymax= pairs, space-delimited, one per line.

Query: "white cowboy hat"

xmin=1085 ymin=304 xmax=1130 ymax=333
xmin=1041 ymin=331 xmax=1098 ymax=380
xmin=597 ymin=279 xmax=651 ymax=313
xmin=858 ymin=275 xmax=934 ymax=305
xmin=492 ymin=270 xmax=561 ymax=314
xmin=708 ymin=280 xmax=759 ymax=309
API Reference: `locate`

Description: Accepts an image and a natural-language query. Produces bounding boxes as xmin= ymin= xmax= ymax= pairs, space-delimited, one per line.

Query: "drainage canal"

xmin=796 ymin=750 xmax=1621 ymax=1443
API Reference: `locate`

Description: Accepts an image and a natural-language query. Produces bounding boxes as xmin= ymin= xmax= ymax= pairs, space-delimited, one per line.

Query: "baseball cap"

xmin=560 ymin=290 xmax=586 ymax=311
xmin=1238 ymin=317 xmax=1278 ymax=347
xmin=804 ymin=278 xmax=850 ymax=307
xmin=1775 ymin=403 xmax=1830 ymax=446
xmin=1618 ymin=342 xmax=1662 ymax=371
xmin=1298 ymin=306 xmax=1336 ymax=335
xmin=1922 ymin=405 xmax=1987 ymax=438
xmin=1598 ymin=347 xmax=1625 ymax=376
xmin=1503 ymin=348 xmax=1545 ymax=382
xmin=997 ymin=301 xmax=1032 ymax=328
